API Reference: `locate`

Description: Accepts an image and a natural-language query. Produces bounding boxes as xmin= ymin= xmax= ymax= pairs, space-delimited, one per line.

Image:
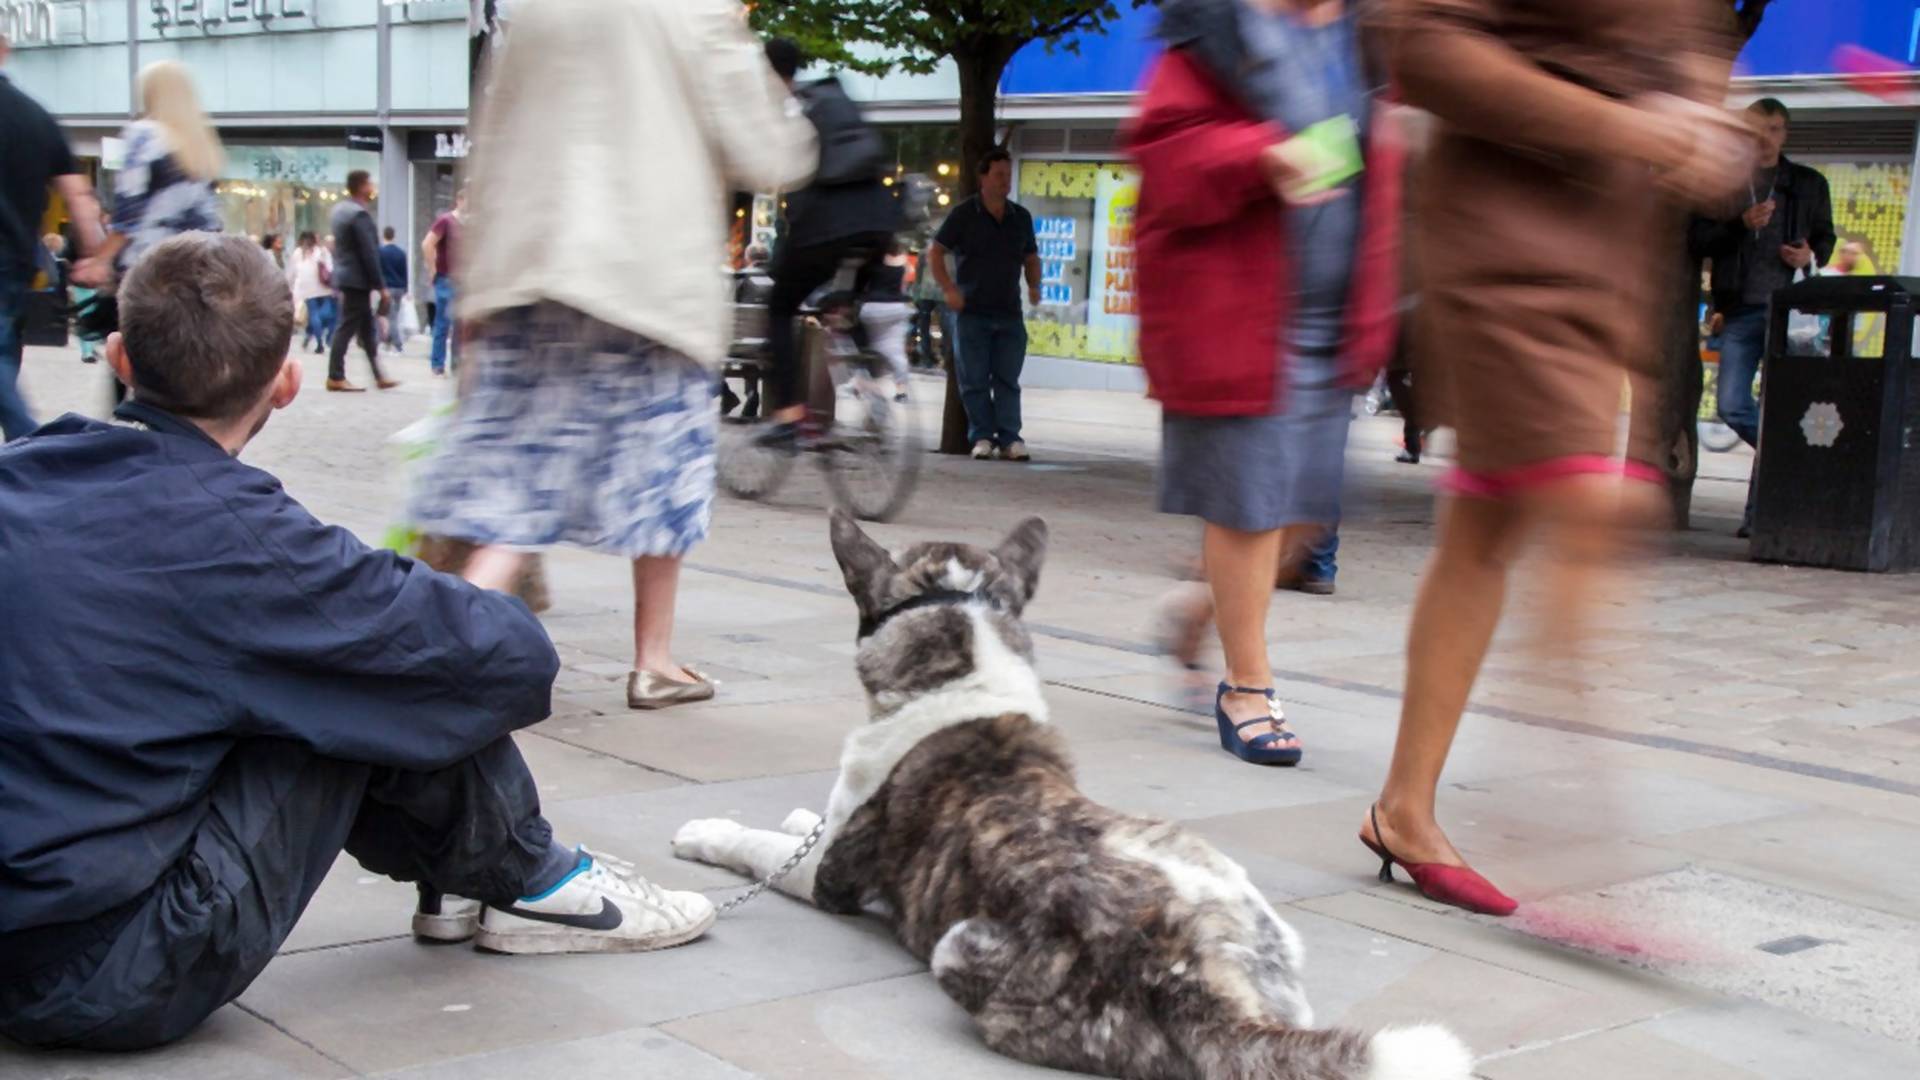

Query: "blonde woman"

xmin=73 ymin=61 xmax=225 ymax=288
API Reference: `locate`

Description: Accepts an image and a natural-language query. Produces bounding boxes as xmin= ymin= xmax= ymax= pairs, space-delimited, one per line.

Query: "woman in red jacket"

xmin=1127 ymin=0 xmax=1401 ymax=768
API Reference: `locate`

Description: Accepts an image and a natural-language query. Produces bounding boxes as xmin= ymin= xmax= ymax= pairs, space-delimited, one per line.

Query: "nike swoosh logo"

xmin=499 ymin=898 xmax=624 ymax=931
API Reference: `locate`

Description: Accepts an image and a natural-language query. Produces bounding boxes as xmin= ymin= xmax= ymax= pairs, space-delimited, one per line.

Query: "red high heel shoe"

xmin=1361 ymin=804 xmax=1518 ymax=917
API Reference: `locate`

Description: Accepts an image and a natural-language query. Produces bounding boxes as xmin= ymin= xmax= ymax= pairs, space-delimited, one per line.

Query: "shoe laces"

xmin=579 ymin=850 xmax=669 ymax=906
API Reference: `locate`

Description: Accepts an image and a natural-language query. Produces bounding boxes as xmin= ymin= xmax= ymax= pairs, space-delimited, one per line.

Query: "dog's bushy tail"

xmin=1180 ymin=1020 xmax=1473 ymax=1080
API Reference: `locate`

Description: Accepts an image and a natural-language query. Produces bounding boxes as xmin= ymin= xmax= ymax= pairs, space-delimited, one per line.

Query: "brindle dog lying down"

xmin=674 ymin=513 xmax=1471 ymax=1080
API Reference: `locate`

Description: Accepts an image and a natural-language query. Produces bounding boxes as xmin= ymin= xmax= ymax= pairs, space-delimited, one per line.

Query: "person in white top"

xmin=410 ymin=0 xmax=816 ymax=731
xmin=286 ymin=231 xmax=334 ymax=354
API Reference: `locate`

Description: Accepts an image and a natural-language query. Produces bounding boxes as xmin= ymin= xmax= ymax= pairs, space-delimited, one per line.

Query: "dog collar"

xmin=859 ymin=589 xmax=998 ymax=640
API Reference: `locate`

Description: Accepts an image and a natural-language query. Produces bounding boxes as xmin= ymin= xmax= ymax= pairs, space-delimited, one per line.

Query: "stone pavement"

xmin=5 ymin=341 xmax=1920 ymax=1079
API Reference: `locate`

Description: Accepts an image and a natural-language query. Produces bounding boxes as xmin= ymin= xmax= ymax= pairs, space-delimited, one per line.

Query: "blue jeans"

xmin=1302 ymin=527 xmax=1338 ymax=583
xmin=954 ymin=311 xmax=1027 ymax=446
xmin=0 ymin=275 xmax=34 ymax=440
xmin=302 ymin=296 xmax=336 ymax=351
xmin=1715 ymin=307 xmax=1766 ymax=448
xmin=432 ymin=277 xmax=456 ymax=373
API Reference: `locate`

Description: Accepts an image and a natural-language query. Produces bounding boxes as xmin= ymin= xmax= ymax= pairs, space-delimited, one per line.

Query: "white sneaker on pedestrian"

xmin=971 ymin=439 xmax=996 ymax=460
xmin=413 ymin=886 xmax=483 ymax=944
xmin=1003 ymin=440 xmax=1031 ymax=462
xmin=474 ymin=849 xmax=715 ymax=955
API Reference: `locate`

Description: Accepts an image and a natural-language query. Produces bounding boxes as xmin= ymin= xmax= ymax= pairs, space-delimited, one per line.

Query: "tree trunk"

xmin=939 ymin=41 xmax=1018 ymax=454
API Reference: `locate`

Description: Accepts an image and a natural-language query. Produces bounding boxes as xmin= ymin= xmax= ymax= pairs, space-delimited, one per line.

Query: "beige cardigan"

xmin=457 ymin=0 xmax=817 ymax=366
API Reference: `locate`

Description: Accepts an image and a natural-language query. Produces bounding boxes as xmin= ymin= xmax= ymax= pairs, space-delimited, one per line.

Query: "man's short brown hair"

xmin=120 ymin=233 xmax=293 ymax=421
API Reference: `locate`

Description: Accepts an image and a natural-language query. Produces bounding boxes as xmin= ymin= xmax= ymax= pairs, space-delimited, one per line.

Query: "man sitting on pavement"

xmin=0 ymin=234 xmax=714 ymax=1053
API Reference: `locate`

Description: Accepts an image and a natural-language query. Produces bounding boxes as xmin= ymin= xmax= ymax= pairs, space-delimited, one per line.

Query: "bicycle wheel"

xmin=716 ymin=364 xmax=795 ymax=501
xmin=821 ymin=357 xmax=921 ymax=522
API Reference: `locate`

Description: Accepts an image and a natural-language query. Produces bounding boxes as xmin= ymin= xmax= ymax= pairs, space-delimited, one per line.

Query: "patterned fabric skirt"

xmin=409 ymin=303 xmax=717 ymax=559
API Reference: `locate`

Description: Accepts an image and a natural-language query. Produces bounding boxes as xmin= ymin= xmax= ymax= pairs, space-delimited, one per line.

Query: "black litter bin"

xmin=1750 ymin=275 xmax=1920 ymax=571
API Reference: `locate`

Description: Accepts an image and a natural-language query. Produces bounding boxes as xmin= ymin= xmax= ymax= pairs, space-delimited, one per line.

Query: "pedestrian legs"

xmin=953 ymin=311 xmax=997 ymax=445
xmin=0 ymin=277 xmax=37 ymax=440
xmin=986 ymin=314 xmax=1027 ymax=448
xmin=1714 ymin=308 xmax=1766 ymax=448
xmin=431 ymin=277 xmax=456 ymax=374
xmin=329 ymin=288 xmax=388 ymax=386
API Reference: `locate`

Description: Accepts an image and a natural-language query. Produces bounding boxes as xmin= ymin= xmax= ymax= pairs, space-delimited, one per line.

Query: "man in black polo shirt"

xmin=0 ymin=33 xmax=104 ymax=440
xmin=929 ymin=149 xmax=1042 ymax=461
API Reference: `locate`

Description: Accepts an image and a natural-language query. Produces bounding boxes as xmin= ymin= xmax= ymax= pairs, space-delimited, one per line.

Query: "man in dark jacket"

xmin=379 ymin=224 xmax=411 ymax=353
xmin=326 ymin=170 xmax=397 ymax=392
xmin=761 ymin=39 xmax=901 ymax=443
xmin=1690 ymin=98 xmax=1835 ymax=534
xmin=0 ymin=235 xmax=716 ymax=1052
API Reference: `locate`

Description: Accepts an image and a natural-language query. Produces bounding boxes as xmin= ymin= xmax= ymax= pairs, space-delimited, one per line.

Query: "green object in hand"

xmin=1282 ymin=115 xmax=1365 ymax=199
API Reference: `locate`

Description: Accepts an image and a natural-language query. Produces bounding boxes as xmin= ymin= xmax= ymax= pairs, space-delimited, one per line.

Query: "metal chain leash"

xmin=716 ymin=820 xmax=827 ymax=916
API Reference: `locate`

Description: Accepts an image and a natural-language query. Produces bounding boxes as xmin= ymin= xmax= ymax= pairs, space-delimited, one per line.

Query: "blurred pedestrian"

xmin=379 ymin=225 xmax=410 ymax=354
xmin=422 ymin=188 xmax=465 ymax=376
xmin=1128 ymin=0 xmax=1402 ymax=765
xmin=858 ymin=240 xmax=915 ymax=400
xmin=261 ymin=232 xmax=286 ymax=270
xmin=289 ymin=231 xmax=334 ymax=353
xmin=408 ymin=0 xmax=815 ymax=710
xmin=1690 ymin=98 xmax=1834 ymax=537
xmin=1361 ymin=0 xmax=1752 ymax=917
xmin=326 ymin=170 xmax=397 ymax=392
xmin=760 ymin=38 xmax=899 ymax=449
xmin=910 ymin=244 xmax=948 ymax=368
xmin=928 ymin=149 xmax=1041 ymax=461
xmin=1 ymin=33 xmax=104 ymax=434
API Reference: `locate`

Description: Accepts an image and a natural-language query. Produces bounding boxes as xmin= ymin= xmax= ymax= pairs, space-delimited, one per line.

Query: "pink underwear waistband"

xmin=1439 ymin=455 xmax=1664 ymax=500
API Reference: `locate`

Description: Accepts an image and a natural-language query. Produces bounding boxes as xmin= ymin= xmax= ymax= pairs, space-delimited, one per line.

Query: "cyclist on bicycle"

xmin=761 ymin=39 xmax=901 ymax=447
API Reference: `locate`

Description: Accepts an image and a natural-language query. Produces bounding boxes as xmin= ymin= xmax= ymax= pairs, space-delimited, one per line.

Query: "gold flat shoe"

xmin=626 ymin=668 xmax=716 ymax=710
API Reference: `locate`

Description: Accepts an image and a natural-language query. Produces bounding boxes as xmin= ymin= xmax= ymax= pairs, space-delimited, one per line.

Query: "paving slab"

xmin=237 ymin=899 xmax=916 ymax=1075
xmin=661 ymin=973 xmax=1087 ymax=1079
xmin=1520 ymin=866 xmax=1920 ymax=1044
xmin=371 ymin=1026 xmax=757 ymax=1079
xmin=0 ymin=1007 xmax=352 ymax=1080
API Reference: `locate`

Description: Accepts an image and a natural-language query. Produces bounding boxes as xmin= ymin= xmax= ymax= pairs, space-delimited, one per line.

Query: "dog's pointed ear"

xmin=830 ymin=509 xmax=896 ymax=614
xmin=994 ymin=517 xmax=1048 ymax=609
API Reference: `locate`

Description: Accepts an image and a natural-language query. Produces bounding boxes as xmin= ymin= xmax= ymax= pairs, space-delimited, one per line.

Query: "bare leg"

xmin=1205 ymin=522 xmax=1312 ymax=741
xmin=632 ymin=555 xmax=698 ymax=680
xmin=463 ymin=545 xmax=527 ymax=594
xmin=1370 ymin=496 xmax=1528 ymax=866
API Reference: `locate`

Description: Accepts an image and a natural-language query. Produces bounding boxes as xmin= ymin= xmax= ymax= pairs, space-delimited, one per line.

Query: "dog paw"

xmin=672 ymin=818 xmax=746 ymax=862
xmin=780 ymin=809 xmax=824 ymax=836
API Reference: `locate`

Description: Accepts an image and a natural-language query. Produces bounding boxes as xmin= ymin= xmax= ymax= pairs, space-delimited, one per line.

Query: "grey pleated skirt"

xmin=1159 ymin=349 xmax=1355 ymax=533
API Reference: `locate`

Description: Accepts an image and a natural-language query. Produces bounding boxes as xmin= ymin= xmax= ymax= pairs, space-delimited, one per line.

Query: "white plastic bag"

xmin=397 ymin=296 xmax=421 ymax=341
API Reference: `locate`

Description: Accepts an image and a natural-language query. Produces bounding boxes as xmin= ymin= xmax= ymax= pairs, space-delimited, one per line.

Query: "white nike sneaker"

xmin=413 ymin=885 xmax=484 ymax=944
xmin=971 ymin=439 xmax=996 ymax=460
xmin=474 ymin=850 xmax=716 ymax=955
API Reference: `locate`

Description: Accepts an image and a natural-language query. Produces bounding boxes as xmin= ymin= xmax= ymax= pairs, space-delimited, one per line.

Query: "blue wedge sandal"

xmin=1214 ymin=683 xmax=1303 ymax=766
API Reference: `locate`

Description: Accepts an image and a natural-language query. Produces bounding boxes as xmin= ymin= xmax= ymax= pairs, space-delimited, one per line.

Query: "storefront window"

xmin=1016 ymin=159 xmax=1139 ymax=364
xmin=214 ymin=145 xmax=381 ymax=245
xmin=1809 ymin=159 xmax=1911 ymax=274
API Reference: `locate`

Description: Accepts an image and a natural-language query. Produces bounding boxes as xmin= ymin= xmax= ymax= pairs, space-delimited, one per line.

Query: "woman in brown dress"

xmin=1359 ymin=0 xmax=1752 ymax=915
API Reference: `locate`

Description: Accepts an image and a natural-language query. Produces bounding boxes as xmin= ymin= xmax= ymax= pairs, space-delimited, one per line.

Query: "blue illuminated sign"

xmin=998 ymin=2 xmax=1916 ymax=98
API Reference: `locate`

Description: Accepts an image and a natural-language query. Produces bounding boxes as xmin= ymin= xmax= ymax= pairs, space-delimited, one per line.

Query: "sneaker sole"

xmin=471 ymin=907 xmax=717 ymax=955
xmin=412 ymin=911 xmax=482 ymax=945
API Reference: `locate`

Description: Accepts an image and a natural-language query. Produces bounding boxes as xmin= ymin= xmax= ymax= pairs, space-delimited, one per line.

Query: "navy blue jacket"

xmin=379 ymin=242 xmax=409 ymax=292
xmin=0 ymin=402 xmax=560 ymax=935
